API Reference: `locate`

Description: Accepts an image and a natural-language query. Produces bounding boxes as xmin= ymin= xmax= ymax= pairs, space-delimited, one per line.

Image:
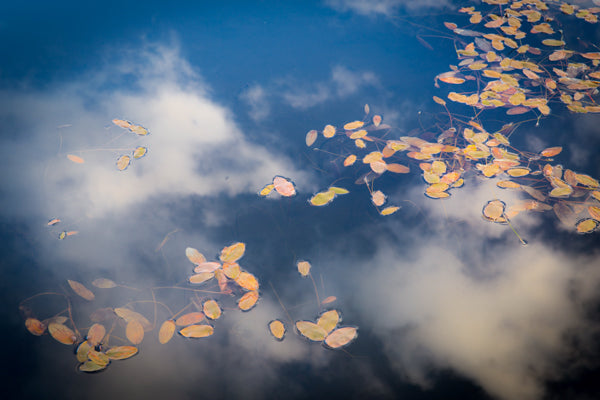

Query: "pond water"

xmin=2 ymin=1 xmax=600 ymax=399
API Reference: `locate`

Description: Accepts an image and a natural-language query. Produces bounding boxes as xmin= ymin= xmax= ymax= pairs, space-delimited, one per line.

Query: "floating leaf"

xmin=576 ymin=219 xmax=598 ymax=233
xmin=238 ymin=290 xmax=259 ymax=311
xmin=343 ymin=154 xmax=357 ymax=167
xmin=297 ymin=261 xmax=311 ymax=277
xmin=235 ymin=271 xmax=259 ymax=291
xmin=317 ymin=310 xmax=340 ymax=335
xmin=105 ymin=346 xmax=138 ymax=360
xmin=309 ymin=190 xmax=336 ymax=206
xmin=133 ymin=146 xmax=147 ymax=159
xmin=91 ymin=278 xmax=117 ymax=289
xmin=372 ymin=115 xmax=382 ymax=127
xmin=269 ymin=320 xmax=285 ymax=341
xmin=179 ymin=324 xmax=214 ymax=338
xmin=189 ymin=272 xmax=215 ymax=284
xmin=126 ymin=320 xmax=144 ymax=344
xmin=588 ymin=206 xmax=600 ymax=221
xmin=386 ymin=163 xmax=409 ymax=173
xmin=175 ymin=312 xmax=205 ymax=326
xmin=482 ymin=200 xmax=507 ymax=223
xmin=79 ymin=360 xmax=107 ymax=373
xmin=112 ymin=119 xmax=131 ymax=129
xmin=129 ymin=125 xmax=148 ymax=136
xmin=87 ymin=323 xmax=105 ymax=346
xmin=220 ymin=242 xmax=246 ymax=263
xmin=540 ymin=147 xmax=562 ymax=157
xmin=507 ymin=167 xmax=531 ymax=177
xmin=222 ymin=262 xmax=241 ymax=279
xmin=273 ymin=176 xmax=296 ymax=197
xmin=47 ymin=218 xmax=60 ymax=226
xmin=305 ymin=130 xmax=317 ymax=146
xmin=328 ymin=187 xmax=349 ymax=195
xmin=114 ymin=308 xmax=152 ymax=330
xmin=67 ymin=154 xmax=84 ymax=164
xmin=322 ymin=296 xmax=337 ymax=305
xmin=25 ymin=318 xmax=45 ymax=336
xmin=48 ymin=322 xmax=76 ymax=345
xmin=194 ymin=262 xmax=221 ymax=273
xmin=323 ymin=125 xmax=336 ymax=138
xmin=574 ymin=174 xmax=599 ymax=188
xmin=343 ymin=121 xmax=364 ymax=130
xmin=116 ymin=155 xmax=131 ymax=171
xmin=371 ymin=190 xmax=386 ymax=206
xmin=380 ymin=206 xmax=400 ymax=216
xmin=203 ymin=300 xmax=222 ymax=320
xmin=76 ymin=340 xmax=92 ymax=362
xmin=296 ymin=321 xmax=327 ymax=342
xmin=158 ymin=320 xmax=176 ymax=344
xmin=185 ymin=247 xmax=206 ymax=265
xmin=324 ymin=327 xmax=358 ymax=349
xmin=259 ymin=184 xmax=275 ymax=196
xmin=88 ymin=350 xmax=110 ymax=367
xmin=68 ymin=280 xmax=95 ymax=301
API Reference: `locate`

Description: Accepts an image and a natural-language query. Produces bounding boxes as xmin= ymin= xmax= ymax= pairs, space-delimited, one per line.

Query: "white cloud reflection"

xmin=324 ymin=0 xmax=453 ymax=16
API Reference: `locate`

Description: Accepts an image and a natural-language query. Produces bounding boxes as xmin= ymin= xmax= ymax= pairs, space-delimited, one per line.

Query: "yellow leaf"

xmin=235 ymin=271 xmax=259 ymax=291
xmin=126 ymin=320 xmax=144 ymax=344
xmin=203 ymin=299 xmax=222 ymax=320
xmin=297 ymin=260 xmax=311 ymax=277
xmin=380 ymin=206 xmax=400 ymax=215
xmin=269 ymin=320 xmax=285 ymax=341
xmin=317 ymin=310 xmax=339 ymax=335
xmin=220 ymin=242 xmax=246 ymax=263
xmin=116 ymin=155 xmax=130 ymax=171
xmin=323 ymin=124 xmax=336 ymax=138
xmin=296 ymin=321 xmax=327 ymax=341
xmin=158 ymin=320 xmax=176 ymax=344
xmin=343 ymin=120 xmax=364 ymax=130
xmin=576 ymin=219 xmax=598 ymax=234
xmin=238 ymin=290 xmax=259 ymax=311
xmin=68 ymin=280 xmax=95 ymax=301
xmin=67 ymin=154 xmax=84 ymax=164
xmin=105 ymin=346 xmax=138 ymax=360
xmin=324 ymin=327 xmax=358 ymax=349
xmin=185 ymin=247 xmax=206 ymax=265
xmin=179 ymin=324 xmax=214 ymax=338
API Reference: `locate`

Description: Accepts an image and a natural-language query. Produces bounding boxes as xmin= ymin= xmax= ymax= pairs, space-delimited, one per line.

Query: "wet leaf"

xmin=48 ymin=322 xmax=76 ymax=345
xmin=540 ymin=147 xmax=562 ymax=157
xmin=126 ymin=320 xmax=144 ymax=344
xmin=88 ymin=350 xmax=110 ymax=367
xmin=343 ymin=154 xmax=357 ymax=167
xmin=576 ymin=219 xmax=598 ymax=233
xmin=328 ymin=187 xmax=349 ymax=195
xmin=79 ymin=360 xmax=107 ymax=373
xmin=317 ymin=310 xmax=340 ymax=334
xmin=574 ymin=174 xmax=599 ymax=188
xmin=305 ymin=129 xmax=317 ymax=146
xmin=507 ymin=167 xmax=531 ymax=177
xmin=235 ymin=271 xmax=259 ymax=291
xmin=324 ymin=327 xmax=358 ymax=349
xmin=25 ymin=318 xmax=45 ymax=336
xmin=203 ymin=300 xmax=222 ymax=320
xmin=68 ymin=280 xmax=95 ymax=301
xmin=105 ymin=346 xmax=138 ymax=360
xmin=76 ymin=340 xmax=92 ymax=362
xmin=220 ymin=242 xmax=246 ymax=263
xmin=380 ymin=206 xmax=400 ymax=216
xmin=482 ymin=200 xmax=507 ymax=223
xmin=158 ymin=320 xmax=176 ymax=344
xmin=189 ymin=272 xmax=215 ymax=284
xmin=238 ymin=290 xmax=259 ymax=311
xmin=87 ymin=323 xmax=105 ymax=346
xmin=323 ymin=125 xmax=336 ymax=138
xmin=296 ymin=321 xmax=327 ymax=341
xmin=259 ymin=184 xmax=275 ymax=196
xmin=386 ymin=163 xmax=410 ymax=173
xmin=344 ymin=121 xmax=364 ymax=130
xmin=91 ymin=278 xmax=117 ymax=289
xmin=112 ymin=119 xmax=131 ymax=129
xmin=588 ymin=206 xmax=600 ymax=221
xmin=222 ymin=262 xmax=241 ymax=279
xmin=310 ymin=190 xmax=336 ymax=206
xmin=269 ymin=320 xmax=285 ymax=341
xmin=297 ymin=260 xmax=311 ymax=277
xmin=271 ymin=177 xmax=297 ymax=197
xmin=175 ymin=312 xmax=205 ymax=326
xmin=194 ymin=262 xmax=221 ymax=273
xmin=133 ymin=146 xmax=147 ymax=159
xmin=179 ymin=324 xmax=214 ymax=338
xmin=371 ymin=190 xmax=386 ymax=206
xmin=114 ymin=308 xmax=152 ymax=330
xmin=67 ymin=154 xmax=84 ymax=164
xmin=116 ymin=155 xmax=130 ymax=171
xmin=185 ymin=247 xmax=206 ymax=265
